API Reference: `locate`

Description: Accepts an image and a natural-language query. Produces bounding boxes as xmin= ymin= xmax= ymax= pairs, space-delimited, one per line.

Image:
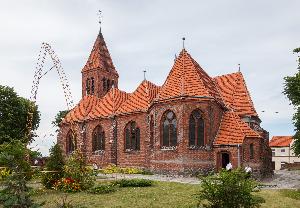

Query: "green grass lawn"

xmin=31 ymin=181 xmax=300 ymax=208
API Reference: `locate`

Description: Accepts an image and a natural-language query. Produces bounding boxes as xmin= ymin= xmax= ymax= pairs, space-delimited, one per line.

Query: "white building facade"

xmin=270 ymin=136 xmax=300 ymax=170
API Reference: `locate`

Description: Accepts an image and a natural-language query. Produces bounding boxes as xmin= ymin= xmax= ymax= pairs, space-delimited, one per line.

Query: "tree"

xmin=0 ymin=140 xmax=43 ymax=207
xmin=283 ymin=47 xmax=300 ymax=155
xmin=52 ymin=110 xmax=69 ymax=132
xmin=197 ymin=169 xmax=265 ymax=208
xmin=0 ymin=85 xmax=40 ymax=144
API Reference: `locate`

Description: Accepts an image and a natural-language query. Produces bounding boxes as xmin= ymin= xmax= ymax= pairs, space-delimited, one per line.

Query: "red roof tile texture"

xmin=89 ymin=87 xmax=129 ymax=119
xmin=117 ymin=80 xmax=160 ymax=114
xmin=214 ymin=111 xmax=261 ymax=145
xmin=214 ymin=72 xmax=257 ymax=117
xmin=269 ymin=136 xmax=293 ymax=147
xmin=63 ymin=95 xmax=98 ymax=123
xmin=157 ymin=49 xmax=222 ymax=101
xmin=82 ymin=32 xmax=118 ymax=75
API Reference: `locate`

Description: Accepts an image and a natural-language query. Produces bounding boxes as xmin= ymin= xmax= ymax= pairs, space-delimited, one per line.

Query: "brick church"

xmin=58 ymin=28 xmax=272 ymax=176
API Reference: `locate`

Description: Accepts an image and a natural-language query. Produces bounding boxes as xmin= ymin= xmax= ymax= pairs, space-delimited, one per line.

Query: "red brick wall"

xmin=116 ymin=113 xmax=149 ymax=168
xmin=147 ymin=98 xmax=223 ymax=174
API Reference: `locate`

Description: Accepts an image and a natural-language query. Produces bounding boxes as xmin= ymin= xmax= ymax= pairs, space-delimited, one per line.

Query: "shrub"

xmin=100 ymin=164 xmax=120 ymax=174
xmin=113 ymin=179 xmax=153 ymax=187
xmin=53 ymin=177 xmax=81 ymax=193
xmin=41 ymin=144 xmax=65 ymax=189
xmin=197 ymin=169 xmax=265 ymax=208
xmin=63 ymin=150 xmax=95 ymax=191
xmin=88 ymin=183 xmax=117 ymax=194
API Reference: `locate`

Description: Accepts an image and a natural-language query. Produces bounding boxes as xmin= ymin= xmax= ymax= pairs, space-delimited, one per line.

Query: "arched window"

xmin=92 ymin=125 xmax=105 ymax=153
xmin=86 ymin=78 xmax=90 ymax=95
xmin=250 ymin=143 xmax=254 ymax=159
xmin=66 ymin=131 xmax=76 ymax=154
xmin=162 ymin=110 xmax=177 ymax=148
xmin=102 ymin=78 xmax=107 ymax=92
xmin=125 ymin=121 xmax=140 ymax=151
xmin=189 ymin=109 xmax=204 ymax=148
xmin=107 ymin=79 xmax=111 ymax=91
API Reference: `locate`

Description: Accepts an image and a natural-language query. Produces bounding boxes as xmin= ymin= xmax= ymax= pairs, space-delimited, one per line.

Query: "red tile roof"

xmin=214 ymin=111 xmax=261 ymax=145
xmin=269 ymin=136 xmax=293 ymax=147
xmin=88 ymin=87 xmax=129 ymax=119
xmin=117 ymin=80 xmax=160 ymax=114
xmin=157 ymin=49 xmax=222 ymax=101
xmin=82 ymin=32 xmax=118 ymax=76
xmin=63 ymin=95 xmax=99 ymax=123
xmin=214 ymin=72 xmax=257 ymax=117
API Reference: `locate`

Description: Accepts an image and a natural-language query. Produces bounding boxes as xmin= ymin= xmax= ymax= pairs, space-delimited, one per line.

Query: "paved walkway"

xmin=260 ymin=170 xmax=300 ymax=189
xmin=98 ymin=170 xmax=300 ymax=189
xmin=98 ymin=173 xmax=200 ymax=184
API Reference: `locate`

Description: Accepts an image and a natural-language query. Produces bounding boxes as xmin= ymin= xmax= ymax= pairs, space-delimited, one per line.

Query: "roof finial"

xmin=143 ymin=70 xmax=147 ymax=80
xmin=182 ymin=37 xmax=186 ymax=49
xmin=97 ymin=10 xmax=103 ymax=33
xmin=238 ymin=64 xmax=241 ymax=72
xmin=174 ymin=54 xmax=177 ymax=62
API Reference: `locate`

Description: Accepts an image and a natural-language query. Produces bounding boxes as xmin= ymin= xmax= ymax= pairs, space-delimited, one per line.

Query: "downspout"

xmin=113 ymin=116 xmax=118 ymax=166
xmin=237 ymin=144 xmax=241 ymax=167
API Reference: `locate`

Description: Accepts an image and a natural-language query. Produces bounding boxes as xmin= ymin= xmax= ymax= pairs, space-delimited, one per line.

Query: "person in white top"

xmin=244 ymin=165 xmax=252 ymax=178
xmin=226 ymin=162 xmax=232 ymax=171
xmin=245 ymin=166 xmax=252 ymax=173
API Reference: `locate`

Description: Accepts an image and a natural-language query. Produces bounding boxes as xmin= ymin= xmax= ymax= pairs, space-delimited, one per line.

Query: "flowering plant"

xmin=53 ymin=177 xmax=81 ymax=193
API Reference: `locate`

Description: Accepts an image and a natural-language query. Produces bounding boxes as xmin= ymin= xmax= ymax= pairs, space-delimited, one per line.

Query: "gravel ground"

xmin=98 ymin=170 xmax=300 ymax=189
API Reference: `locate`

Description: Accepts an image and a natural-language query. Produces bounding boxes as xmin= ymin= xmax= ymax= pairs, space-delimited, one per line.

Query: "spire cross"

xmin=97 ymin=10 xmax=103 ymax=32
xmin=182 ymin=37 xmax=186 ymax=49
xmin=143 ymin=70 xmax=147 ymax=80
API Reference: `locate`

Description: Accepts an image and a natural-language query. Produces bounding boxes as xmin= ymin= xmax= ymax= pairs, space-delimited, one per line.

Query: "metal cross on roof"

xmin=98 ymin=10 xmax=103 ymax=32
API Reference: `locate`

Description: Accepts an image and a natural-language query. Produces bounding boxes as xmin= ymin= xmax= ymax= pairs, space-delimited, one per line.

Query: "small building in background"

xmin=269 ymin=136 xmax=300 ymax=170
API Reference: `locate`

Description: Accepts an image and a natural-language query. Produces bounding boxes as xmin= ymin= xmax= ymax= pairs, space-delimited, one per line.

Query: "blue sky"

xmin=0 ymin=0 xmax=299 ymax=155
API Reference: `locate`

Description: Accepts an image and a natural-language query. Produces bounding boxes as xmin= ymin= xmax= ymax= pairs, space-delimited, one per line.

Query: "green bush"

xmin=63 ymin=150 xmax=95 ymax=191
xmin=113 ymin=179 xmax=153 ymax=187
xmin=197 ymin=168 xmax=265 ymax=208
xmin=42 ymin=172 xmax=62 ymax=189
xmin=41 ymin=144 xmax=65 ymax=189
xmin=88 ymin=183 xmax=117 ymax=194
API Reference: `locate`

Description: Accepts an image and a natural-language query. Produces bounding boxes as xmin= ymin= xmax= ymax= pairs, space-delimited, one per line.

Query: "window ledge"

xmin=93 ymin=150 xmax=105 ymax=155
xmin=188 ymin=145 xmax=206 ymax=150
xmin=125 ymin=149 xmax=140 ymax=153
xmin=160 ymin=146 xmax=177 ymax=151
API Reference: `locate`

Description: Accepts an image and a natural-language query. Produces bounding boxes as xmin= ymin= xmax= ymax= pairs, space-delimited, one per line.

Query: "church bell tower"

xmin=81 ymin=29 xmax=119 ymax=98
